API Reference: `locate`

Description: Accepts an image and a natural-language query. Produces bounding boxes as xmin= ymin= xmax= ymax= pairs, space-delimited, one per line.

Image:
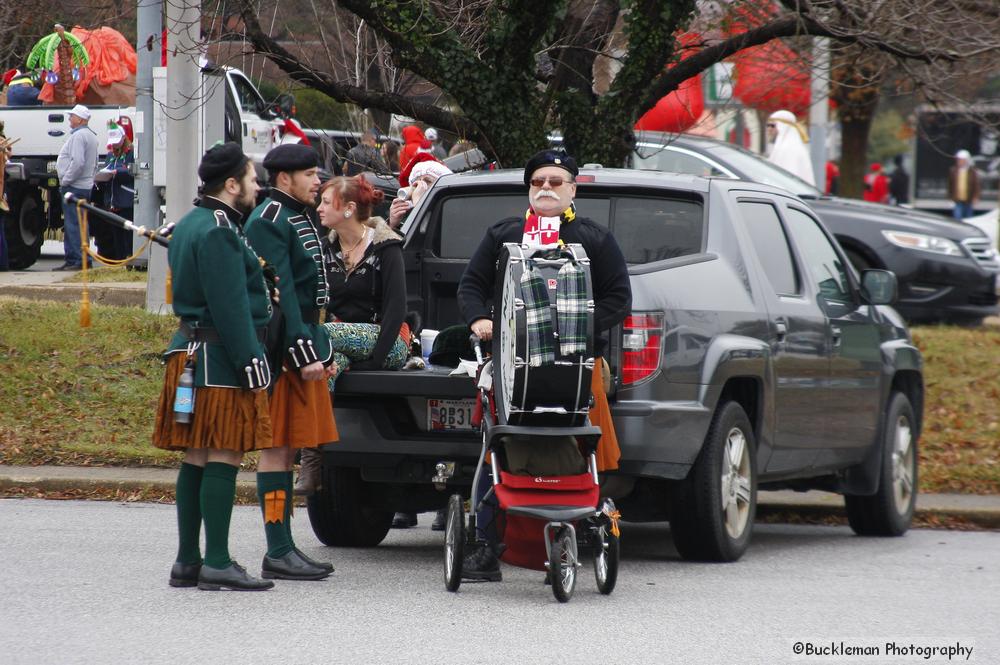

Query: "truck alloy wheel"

xmin=670 ymin=400 xmax=758 ymax=562
xmin=721 ymin=426 xmax=753 ymax=540
xmin=845 ymin=392 xmax=918 ymax=536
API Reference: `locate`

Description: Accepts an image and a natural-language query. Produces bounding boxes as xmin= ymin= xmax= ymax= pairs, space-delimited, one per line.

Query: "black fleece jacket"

xmin=322 ymin=218 xmax=406 ymax=369
xmin=457 ymin=214 xmax=632 ymax=355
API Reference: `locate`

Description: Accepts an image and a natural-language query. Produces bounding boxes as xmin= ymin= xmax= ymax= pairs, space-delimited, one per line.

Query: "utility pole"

xmin=148 ymin=0 xmax=202 ymax=313
xmin=809 ymin=38 xmax=830 ymax=192
xmin=136 ymin=0 xmax=162 ymax=311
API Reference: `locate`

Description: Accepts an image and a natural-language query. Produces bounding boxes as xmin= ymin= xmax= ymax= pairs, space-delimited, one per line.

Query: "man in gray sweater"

xmin=54 ymin=104 xmax=99 ymax=270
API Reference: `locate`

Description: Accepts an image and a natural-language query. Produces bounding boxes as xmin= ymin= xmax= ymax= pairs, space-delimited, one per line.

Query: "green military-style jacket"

xmin=166 ymin=197 xmax=273 ymax=390
xmin=244 ymin=189 xmax=333 ymax=370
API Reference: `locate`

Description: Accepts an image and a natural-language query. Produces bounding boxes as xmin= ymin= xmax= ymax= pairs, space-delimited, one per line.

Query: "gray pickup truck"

xmin=309 ymin=168 xmax=924 ymax=562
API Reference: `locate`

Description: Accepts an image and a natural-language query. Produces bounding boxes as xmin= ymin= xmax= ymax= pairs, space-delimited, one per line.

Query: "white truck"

xmin=0 ymin=66 xmax=281 ymax=269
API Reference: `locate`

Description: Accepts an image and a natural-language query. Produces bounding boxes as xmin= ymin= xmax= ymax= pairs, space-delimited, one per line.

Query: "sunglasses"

xmin=530 ymin=176 xmax=571 ymax=187
xmin=766 ymin=123 xmax=777 ymax=128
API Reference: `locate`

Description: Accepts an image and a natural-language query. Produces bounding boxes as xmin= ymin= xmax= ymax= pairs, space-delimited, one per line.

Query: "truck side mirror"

xmin=860 ymin=269 xmax=897 ymax=305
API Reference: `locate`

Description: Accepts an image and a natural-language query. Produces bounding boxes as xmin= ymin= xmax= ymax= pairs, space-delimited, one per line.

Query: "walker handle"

xmin=470 ymin=333 xmax=483 ymax=365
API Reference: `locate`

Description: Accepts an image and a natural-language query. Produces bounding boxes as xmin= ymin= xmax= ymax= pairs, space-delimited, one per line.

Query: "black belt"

xmin=178 ymin=321 xmax=267 ymax=344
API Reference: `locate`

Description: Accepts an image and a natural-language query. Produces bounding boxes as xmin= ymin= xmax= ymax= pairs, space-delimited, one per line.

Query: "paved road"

xmin=2 ymin=499 xmax=997 ymax=665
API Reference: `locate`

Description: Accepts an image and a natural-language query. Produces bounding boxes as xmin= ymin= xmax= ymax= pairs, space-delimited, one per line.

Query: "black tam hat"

xmin=198 ymin=142 xmax=250 ymax=188
xmin=263 ymin=143 xmax=320 ymax=175
xmin=523 ymin=149 xmax=579 ymax=187
xmin=428 ymin=324 xmax=477 ymax=368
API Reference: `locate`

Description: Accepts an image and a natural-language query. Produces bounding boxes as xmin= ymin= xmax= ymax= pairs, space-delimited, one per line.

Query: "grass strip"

xmin=0 ymin=297 xmax=997 ymax=493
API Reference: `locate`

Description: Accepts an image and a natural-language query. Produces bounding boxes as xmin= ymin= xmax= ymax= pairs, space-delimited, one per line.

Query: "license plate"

xmin=427 ymin=398 xmax=475 ymax=431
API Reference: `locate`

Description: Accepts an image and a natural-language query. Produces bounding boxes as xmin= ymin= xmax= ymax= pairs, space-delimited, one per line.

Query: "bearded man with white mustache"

xmin=456 ymin=149 xmax=632 ymax=582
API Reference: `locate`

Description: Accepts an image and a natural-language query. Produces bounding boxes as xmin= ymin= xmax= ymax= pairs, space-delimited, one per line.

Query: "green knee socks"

xmin=257 ymin=470 xmax=295 ymax=558
xmin=175 ymin=462 xmax=203 ymax=565
xmin=200 ymin=462 xmax=239 ymax=569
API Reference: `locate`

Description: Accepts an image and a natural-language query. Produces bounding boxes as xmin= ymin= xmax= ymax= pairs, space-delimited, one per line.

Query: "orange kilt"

xmin=589 ymin=357 xmax=621 ymax=472
xmin=152 ymin=352 xmax=273 ymax=452
xmin=261 ymin=368 xmax=339 ymax=449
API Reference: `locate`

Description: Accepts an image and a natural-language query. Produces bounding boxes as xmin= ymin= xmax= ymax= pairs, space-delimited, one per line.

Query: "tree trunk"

xmin=54 ymin=26 xmax=76 ymax=106
xmin=839 ymin=114 xmax=875 ymax=200
xmin=830 ymin=47 xmax=882 ymax=200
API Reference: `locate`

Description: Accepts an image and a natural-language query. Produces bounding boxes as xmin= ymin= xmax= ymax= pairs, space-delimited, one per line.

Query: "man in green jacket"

xmin=152 ymin=142 xmax=274 ymax=591
xmin=244 ymin=144 xmax=337 ymax=581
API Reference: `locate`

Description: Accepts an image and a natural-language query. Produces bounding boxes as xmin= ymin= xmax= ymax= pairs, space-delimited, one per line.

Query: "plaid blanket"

xmin=556 ymin=258 xmax=587 ymax=356
xmin=521 ymin=262 xmax=555 ymax=367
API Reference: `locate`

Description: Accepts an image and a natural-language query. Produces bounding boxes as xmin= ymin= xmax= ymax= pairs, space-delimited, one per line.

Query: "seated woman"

xmin=319 ymin=175 xmax=410 ymax=381
xmin=294 ymin=175 xmax=410 ymax=494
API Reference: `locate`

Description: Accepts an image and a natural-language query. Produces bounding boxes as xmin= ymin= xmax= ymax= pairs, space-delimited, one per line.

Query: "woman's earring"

xmin=344 ymin=211 xmax=352 ymax=218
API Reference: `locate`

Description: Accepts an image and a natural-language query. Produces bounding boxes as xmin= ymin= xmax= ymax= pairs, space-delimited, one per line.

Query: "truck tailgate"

xmin=336 ymin=366 xmax=477 ymax=399
xmin=323 ymin=367 xmax=483 ymax=474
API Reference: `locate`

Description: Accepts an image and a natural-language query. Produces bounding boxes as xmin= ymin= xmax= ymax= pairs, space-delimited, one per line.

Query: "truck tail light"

xmin=621 ymin=312 xmax=664 ymax=386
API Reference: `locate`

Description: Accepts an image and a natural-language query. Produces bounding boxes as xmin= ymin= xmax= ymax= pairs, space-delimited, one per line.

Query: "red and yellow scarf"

xmin=521 ymin=204 xmax=576 ymax=247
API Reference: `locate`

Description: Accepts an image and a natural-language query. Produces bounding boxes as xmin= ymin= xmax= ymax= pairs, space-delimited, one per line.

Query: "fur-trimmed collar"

xmin=326 ymin=216 xmax=400 ymax=247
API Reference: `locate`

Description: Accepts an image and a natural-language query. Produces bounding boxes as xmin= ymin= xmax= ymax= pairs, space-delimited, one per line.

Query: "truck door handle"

xmin=48 ymin=130 xmax=65 ymax=137
xmin=775 ymin=319 xmax=787 ymax=341
xmin=831 ymin=326 xmax=843 ymax=347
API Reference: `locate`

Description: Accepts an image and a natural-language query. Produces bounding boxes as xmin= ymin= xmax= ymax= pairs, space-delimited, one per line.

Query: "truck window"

xmin=612 ymin=196 xmax=704 ymax=264
xmin=230 ymin=74 xmax=266 ymax=115
xmin=437 ymin=195 xmax=609 ymax=259
xmin=738 ymin=200 xmax=799 ymax=295
xmin=783 ymin=207 xmax=852 ymax=305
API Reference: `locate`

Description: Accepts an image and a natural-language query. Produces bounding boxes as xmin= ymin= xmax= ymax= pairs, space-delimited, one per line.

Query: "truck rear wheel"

xmin=669 ymin=400 xmax=757 ymax=562
xmin=306 ymin=464 xmax=393 ymax=547
xmin=3 ymin=188 xmax=45 ymax=270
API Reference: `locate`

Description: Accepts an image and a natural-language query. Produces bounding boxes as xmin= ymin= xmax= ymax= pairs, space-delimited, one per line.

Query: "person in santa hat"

xmin=92 ymin=117 xmax=136 ymax=260
xmin=388 ymin=151 xmax=453 ymax=230
xmin=3 ymin=69 xmax=41 ymax=106
xmin=862 ymin=162 xmax=890 ymax=205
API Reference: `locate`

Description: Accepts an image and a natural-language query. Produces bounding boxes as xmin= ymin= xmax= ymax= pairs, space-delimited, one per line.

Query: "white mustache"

xmin=533 ymin=190 xmax=560 ymax=201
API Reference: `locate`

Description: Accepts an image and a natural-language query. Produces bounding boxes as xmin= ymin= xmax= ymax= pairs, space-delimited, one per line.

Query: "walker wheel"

xmin=550 ymin=526 xmax=578 ymax=603
xmin=443 ymin=494 xmax=465 ymax=592
xmin=593 ymin=524 xmax=619 ymax=595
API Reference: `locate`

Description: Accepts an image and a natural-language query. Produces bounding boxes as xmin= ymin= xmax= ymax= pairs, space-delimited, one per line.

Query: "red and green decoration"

xmin=26 ymin=25 xmax=90 ymax=105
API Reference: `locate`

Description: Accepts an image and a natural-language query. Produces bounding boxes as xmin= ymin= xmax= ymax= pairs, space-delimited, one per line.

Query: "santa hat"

xmin=399 ymin=152 xmax=451 ymax=187
xmin=117 ymin=116 xmax=134 ymax=143
xmin=2 ymin=69 xmax=19 ymax=87
xmin=869 ymin=162 xmax=882 ymax=172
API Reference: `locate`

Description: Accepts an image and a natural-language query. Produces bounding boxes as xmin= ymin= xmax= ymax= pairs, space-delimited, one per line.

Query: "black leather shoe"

xmin=52 ymin=263 xmax=82 ymax=272
xmin=461 ymin=542 xmax=502 ymax=582
xmin=294 ymin=547 xmax=334 ymax=573
xmin=431 ymin=509 xmax=447 ymax=531
xmin=169 ymin=561 xmax=201 ymax=588
xmin=391 ymin=512 xmax=418 ymax=528
xmin=262 ymin=550 xmax=331 ymax=580
xmin=197 ymin=561 xmax=274 ymax=591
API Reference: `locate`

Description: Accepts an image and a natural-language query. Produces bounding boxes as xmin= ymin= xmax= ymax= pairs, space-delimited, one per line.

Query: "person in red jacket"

xmin=863 ymin=162 xmax=890 ymax=204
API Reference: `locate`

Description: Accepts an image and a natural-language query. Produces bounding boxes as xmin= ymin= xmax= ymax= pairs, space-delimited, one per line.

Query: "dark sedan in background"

xmin=630 ymin=133 xmax=1000 ymax=324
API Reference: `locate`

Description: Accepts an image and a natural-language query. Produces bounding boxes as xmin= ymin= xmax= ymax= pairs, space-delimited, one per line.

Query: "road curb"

xmin=756 ymin=502 xmax=1000 ymax=530
xmin=0 ymin=284 xmax=146 ymax=307
xmin=0 ymin=474 xmax=259 ymax=502
xmin=2 ymin=466 xmax=998 ymax=529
